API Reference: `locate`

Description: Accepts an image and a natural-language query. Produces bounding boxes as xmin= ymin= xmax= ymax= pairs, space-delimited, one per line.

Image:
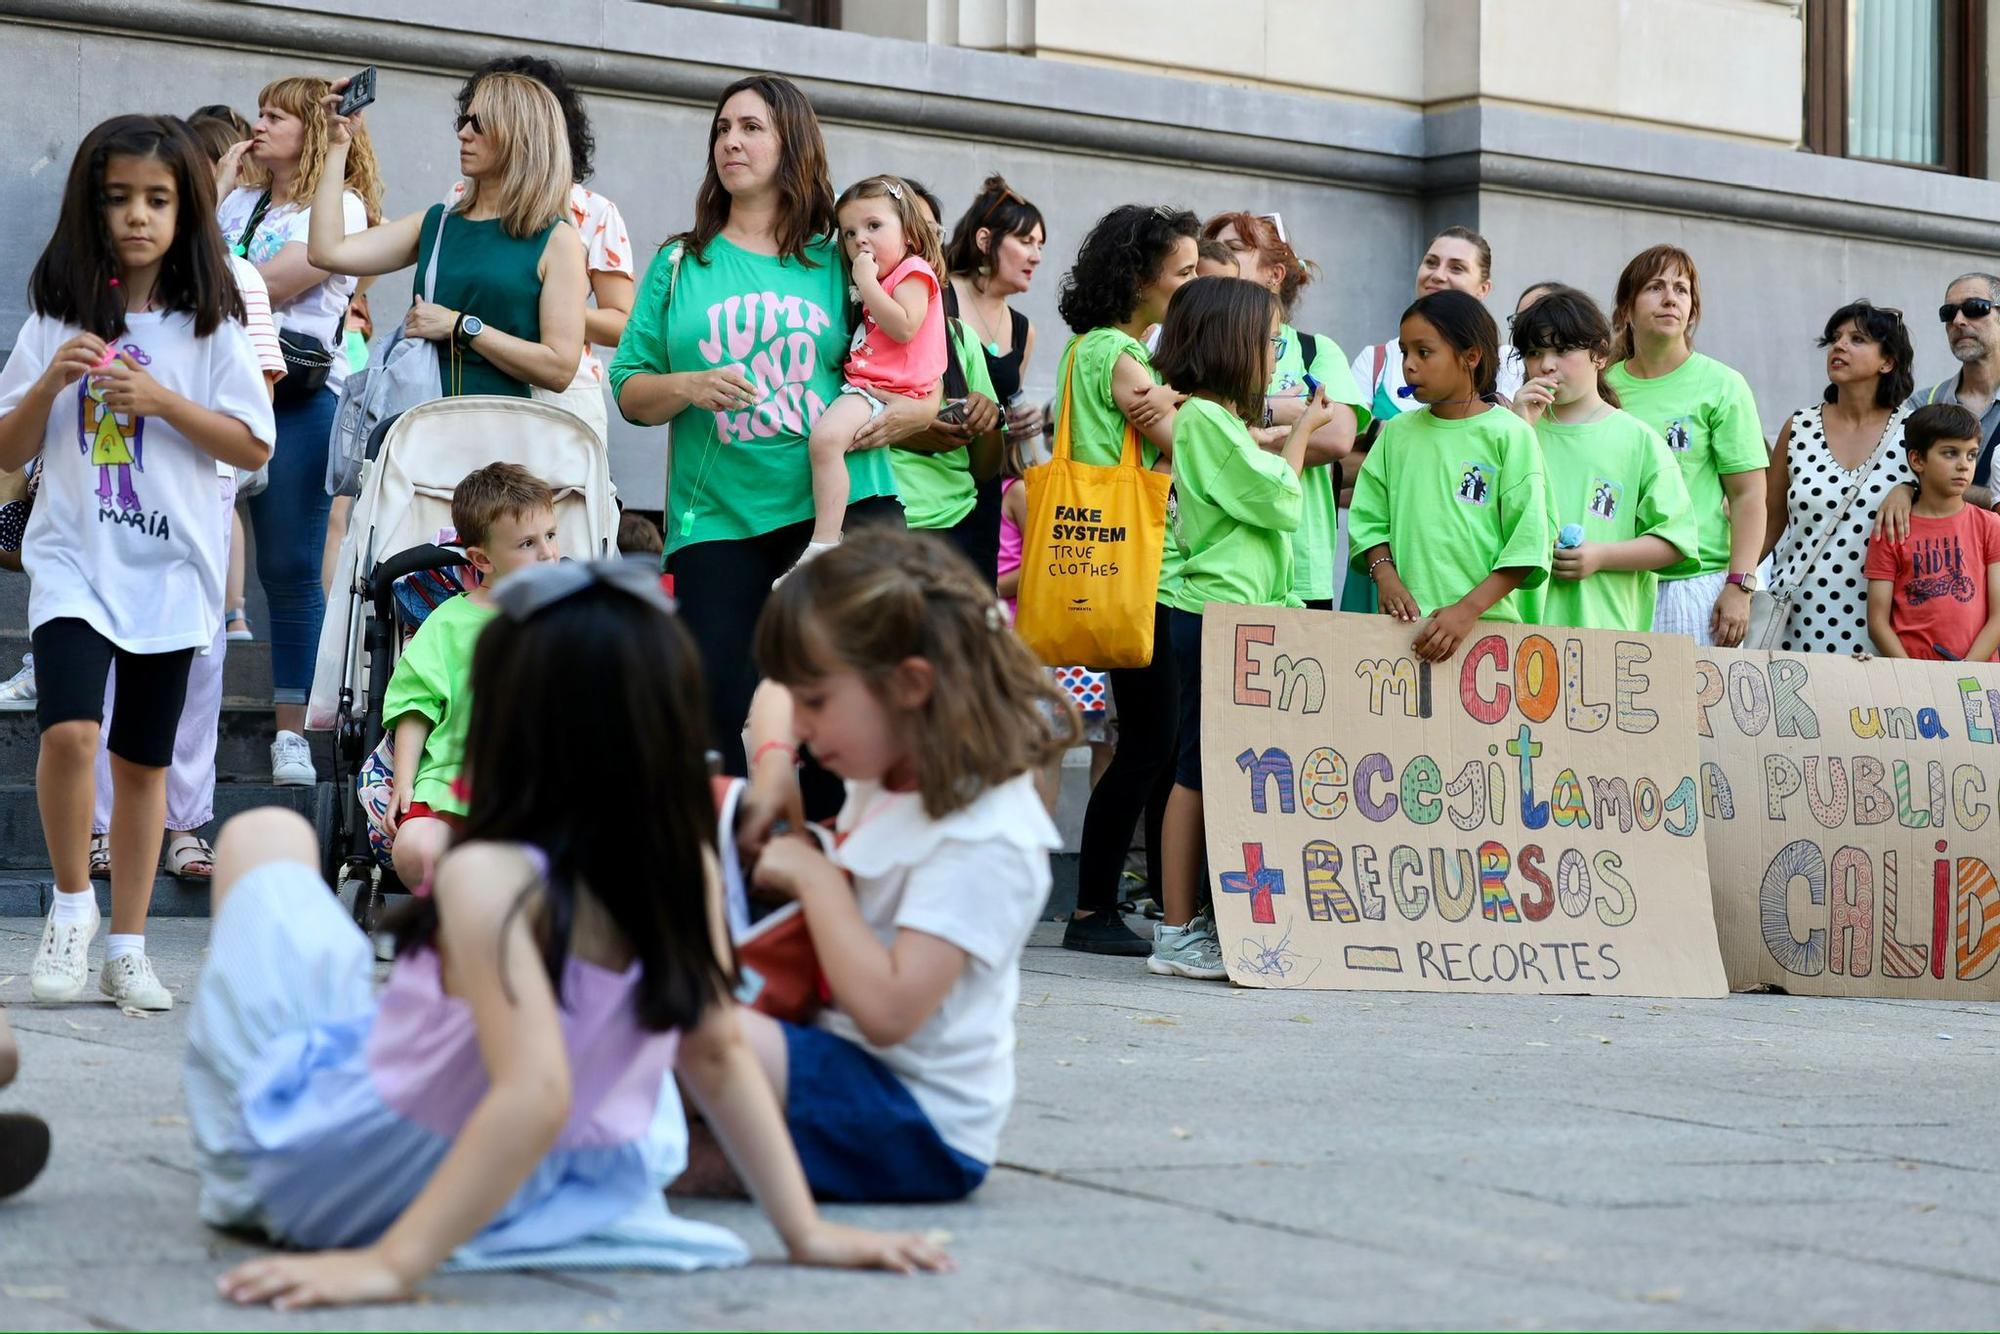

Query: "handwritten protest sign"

xmin=1202 ymin=607 xmax=1727 ymax=997
xmin=1696 ymin=648 xmax=2000 ymax=999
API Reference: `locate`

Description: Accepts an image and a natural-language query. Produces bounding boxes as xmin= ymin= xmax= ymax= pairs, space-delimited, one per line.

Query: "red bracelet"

xmin=752 ymin=740 xmax=798 ymax=768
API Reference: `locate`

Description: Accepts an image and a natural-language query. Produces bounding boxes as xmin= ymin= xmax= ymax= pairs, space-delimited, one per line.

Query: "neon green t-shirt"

xmin=890 ymin=320 xmax=992 ymax=531
xmin=1056 ymin=328 xmax=1182 ymax=604
xmin=1603 ymin=352 xmax=1767 ymax=579
xmin=1347 ymin=406 xmax=1552 ymax=623
xmin=608 ymin=235 xmax=897 ymax=557
xmin=381 ymin=595 xmax=496 ymax=817
xmin=1520 ymin=409 xmax=1699 ymax=632
xmin=1269 ymin=325 xmax=1369 ymax=603
xmin=1167 ymin=397 xmax=1304 ymax=611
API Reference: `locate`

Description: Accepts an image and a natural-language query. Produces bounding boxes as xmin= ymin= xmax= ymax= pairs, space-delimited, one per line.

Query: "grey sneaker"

xmin=0 ymin=654 xmax=34 ymax=711
xmin=271 ymin=730 xmax=316 ymax=786
xmin=30 ymin=900 xmax=99 ymax=1002
xmin=99 ymin=953 xmax=173 ymax=1011
xmin=1147 ymin=916 xmax=1227 ymax=981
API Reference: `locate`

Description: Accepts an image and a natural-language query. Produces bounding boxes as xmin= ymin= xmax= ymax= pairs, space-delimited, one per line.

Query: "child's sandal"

xmin=88 ymin=833 xmax=111 ymax=880
xmin=165 ymin=833 xmax=215 ymax=882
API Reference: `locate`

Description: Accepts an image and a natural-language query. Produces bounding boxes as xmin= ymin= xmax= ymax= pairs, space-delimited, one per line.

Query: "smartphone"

xmin=1301 ymin=373 xmax=1321 ymax=400
xmin=337 ymin=67 xmax=378 ymax=118
xmin=936 ymin=398 xmax=970 ymax=426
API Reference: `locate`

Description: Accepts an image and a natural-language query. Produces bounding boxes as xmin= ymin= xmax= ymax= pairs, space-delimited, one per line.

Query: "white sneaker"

xmin=30 ymin=900 xmax=100 ymax=1002
xmin=99 ymin=952 xmax=173 ymax=1011
xmin=0 ymin=654 xmax=34 ymax=711
xmin=271 ymin=730 xmax=316 ymax=786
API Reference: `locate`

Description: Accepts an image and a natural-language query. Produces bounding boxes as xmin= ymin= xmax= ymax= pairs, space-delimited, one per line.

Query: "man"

xmin=1909 ymin=272 xmax=2000 ymax=510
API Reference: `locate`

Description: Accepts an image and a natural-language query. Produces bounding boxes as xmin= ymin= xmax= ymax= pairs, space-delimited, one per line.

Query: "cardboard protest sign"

xmin=1202 ymin=607 xmax=1727 ymax=997
xmin=1696 ymin=647 xmax=2000 ymax=999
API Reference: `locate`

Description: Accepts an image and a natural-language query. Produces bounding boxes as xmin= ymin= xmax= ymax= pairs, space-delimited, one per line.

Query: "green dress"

xmin=417 ymin=204 xmax=558 ymax=399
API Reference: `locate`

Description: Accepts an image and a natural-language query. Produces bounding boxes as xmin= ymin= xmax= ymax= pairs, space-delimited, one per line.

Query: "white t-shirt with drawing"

xmin=818 ymin=771 xmax=1058 ymax=1165
xmin=0 ymin=311 xmax=275 ymax=653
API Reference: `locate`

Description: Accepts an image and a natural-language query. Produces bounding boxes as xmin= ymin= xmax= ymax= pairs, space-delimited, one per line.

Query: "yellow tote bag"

xmin=1015 ymin=352 xmax=1171 ymax=670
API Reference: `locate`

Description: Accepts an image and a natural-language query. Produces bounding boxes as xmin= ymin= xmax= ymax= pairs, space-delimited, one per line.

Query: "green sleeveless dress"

xmin=416 ymin=204 xmax=559 ymax=399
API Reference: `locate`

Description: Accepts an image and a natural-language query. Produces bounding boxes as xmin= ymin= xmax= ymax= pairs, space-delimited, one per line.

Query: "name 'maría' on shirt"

xmin=1048 ymin=503 xmax=1127 ymax=544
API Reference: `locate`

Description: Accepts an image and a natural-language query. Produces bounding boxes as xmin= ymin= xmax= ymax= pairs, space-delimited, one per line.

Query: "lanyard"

xmin=232 ymin=191 xmax=274 ymax=259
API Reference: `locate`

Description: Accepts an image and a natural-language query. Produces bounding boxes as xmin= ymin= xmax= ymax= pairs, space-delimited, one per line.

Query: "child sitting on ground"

xmin=713 ymin=529 xmax=1079 ymax=1202
xmin=383 ymin=463 xmax=559 ymax=887
xmin=188 ymin=560 xmax=947 ymax=1310
xmin=787 ymin=177 xmax=947 ymax=582
xmin=1865 ymin=402 xmax=2000 ymax=662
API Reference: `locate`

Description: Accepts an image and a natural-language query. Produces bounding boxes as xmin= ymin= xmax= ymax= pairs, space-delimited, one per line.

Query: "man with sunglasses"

xmin=1907 ymin=273 xmax=2000 ymax=512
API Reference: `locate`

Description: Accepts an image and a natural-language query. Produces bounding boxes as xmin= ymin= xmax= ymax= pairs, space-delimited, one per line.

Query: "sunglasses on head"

xmin=454 ymin=112 xmax=483 ymax=135
xmin=1940 ymin=298 xmax=1994 ymax=323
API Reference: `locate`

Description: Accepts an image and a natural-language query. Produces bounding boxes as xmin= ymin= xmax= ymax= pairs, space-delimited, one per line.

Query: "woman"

xmin=1341 ymin=225 xmax=1521 ymax=614
xmin=898 ymin=178 xmax=1005 ymax=574
xmin=445 ymin=55 xmax=632 ymax=446
xmin=308 ymin=71 xmax=585 ymax=404
xmin=1604 ymin=245 xmax=1768 ymax=647
xmin=213 ymin=76 xmax=384 ymax=787
xmin=607 ymin=74 xmax=934 ymax=778
xmin=1049 ymin=203 xmax=1201 ymax=958
xmin=1759 ymin=301 xmax=1914 ymax=653
xmin=944 ymin=176 xmax=1046 ymax=577
xmin=1202 ymin=211 xmax=1364 ymax=609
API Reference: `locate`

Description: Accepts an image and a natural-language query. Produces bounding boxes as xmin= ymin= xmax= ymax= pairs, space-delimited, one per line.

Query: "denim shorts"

xmin=781 ymin=1021 xmax=987 ymax=1203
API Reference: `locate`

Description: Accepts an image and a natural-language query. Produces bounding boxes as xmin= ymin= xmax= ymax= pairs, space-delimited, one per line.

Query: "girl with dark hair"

xmin=0 ymin=115 xmax=274 ymax=1010
xmin=609 ymin=74 xmax=936 ymax=780
xmin=1605 ymin=244 xmax=1767 ymax=646
xmin=189 ymin=565 xmax=947 ymax=1309
xmin=1348 ymin=290 xmax=1551 ymax=663
xmin=1511 ymin=286 xmax=1697 ymax=632
xmin=1201 ymin=210 xmax=1365 ymax=609
xmin=1757 ymin=300 xmax=1916 ymax=653
xmin=1151 ymin=277 xmax=1335 ymax=980
xmin=448 ymin=55 xmax=634 ymax=445
xmin=945 ymin=175 xmax=1047 ymax=577
xmin=1048 ymin=203 xmax=1200 ymax=956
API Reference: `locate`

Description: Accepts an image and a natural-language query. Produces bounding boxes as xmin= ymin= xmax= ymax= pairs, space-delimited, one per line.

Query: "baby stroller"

xmin=305 ymin=397 xmax=618 ymax=926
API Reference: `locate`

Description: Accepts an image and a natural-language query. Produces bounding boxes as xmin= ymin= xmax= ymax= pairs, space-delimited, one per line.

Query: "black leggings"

xmin=670 ymin=497 xmax=905 ymax=811
xmin=33 ymin=618 xmax=195 ymax=767
xmin=1074 ymin=602 xmax=1179 ymax=915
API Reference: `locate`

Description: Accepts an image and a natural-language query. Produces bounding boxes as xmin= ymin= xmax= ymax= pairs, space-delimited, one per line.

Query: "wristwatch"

xmin=1725 ymin=571 xmax=1761 ymax=593
xmin=458 ymin=314 xmax=485 ymax=345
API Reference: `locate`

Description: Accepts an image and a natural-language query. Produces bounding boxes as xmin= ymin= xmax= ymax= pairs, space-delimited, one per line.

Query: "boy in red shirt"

xmin=1865 ymin=403 xmax=2000 ymax=662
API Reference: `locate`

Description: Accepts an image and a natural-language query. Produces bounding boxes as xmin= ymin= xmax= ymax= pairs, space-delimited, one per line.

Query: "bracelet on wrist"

xmin=752 ymin=740 xmax=799 ymax=768
xmin=1367 ymin=555 xmax=1395 ymax=581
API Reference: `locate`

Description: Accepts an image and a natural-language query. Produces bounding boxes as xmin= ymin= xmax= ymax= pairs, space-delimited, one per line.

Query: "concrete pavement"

xmin=1 ymin=916 xmax=1995 ymax=1330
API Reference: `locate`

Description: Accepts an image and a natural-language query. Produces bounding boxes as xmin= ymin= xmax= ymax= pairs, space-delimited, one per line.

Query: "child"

xmin=1865 ymin=403 xmax=2000 ymax=662
xmin=1510 ymin=286 xmax=1697 ymax=631
xmin=383 ymin=463 xmax=560 ymax=889
xmin=1348 ymin=289 xmax=1552 ymax=663
xmin=789 ymin=176 xmax=948 ymax=581
xmin=188 ymin=561 xmax=946 ymax=1310
xmin=1153 ymin=277 xmax=1335 ymax=980
xmin=721 ymin=529 xmax=1078 ymax=1201
xmin=1195 ymin=238 xmax=1241 ymax=279
xmin=0 ymin=115 xmax=274 ymax=1009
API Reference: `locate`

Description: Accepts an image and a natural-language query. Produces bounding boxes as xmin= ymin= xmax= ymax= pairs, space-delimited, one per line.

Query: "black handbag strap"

xmin=233 ymin=191 xmax=274 ymax=258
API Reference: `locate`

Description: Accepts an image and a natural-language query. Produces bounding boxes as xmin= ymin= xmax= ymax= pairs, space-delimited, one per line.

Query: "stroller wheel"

xmin=336 ymin=865 xmax=379 ymax=930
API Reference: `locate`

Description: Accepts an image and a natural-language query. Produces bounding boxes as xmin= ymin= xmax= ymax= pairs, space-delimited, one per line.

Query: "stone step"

xmin=0 ymin=700 xmax=337 ymax=783
xmin=0 ymin=781 xmax=337 ymax=873
xmin=0 ymin=628 xmax=277 ymax=702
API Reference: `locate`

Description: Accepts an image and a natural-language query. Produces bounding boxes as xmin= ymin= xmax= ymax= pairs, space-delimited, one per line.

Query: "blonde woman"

xmin=307 ymin=72 xmax=586 ymax=401
xmin=214 ymin=76 xmax=385 ymax=786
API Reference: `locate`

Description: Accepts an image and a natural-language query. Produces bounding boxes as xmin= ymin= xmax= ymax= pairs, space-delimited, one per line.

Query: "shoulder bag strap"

xmin=233 ymin=191 xmax=274 ymax=258
xmin=1778 ymin=418 xmax=1885 ymax=592
xmin=1051 ymin=343 xmax=1078 ymax=464
xmin=423 ymin=205 xmax=445 ymax=304
xmin=1298 ymin=332 xmax=1318 ymax=373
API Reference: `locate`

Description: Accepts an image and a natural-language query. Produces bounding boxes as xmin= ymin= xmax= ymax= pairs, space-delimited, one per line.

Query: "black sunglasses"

xmin=494 ymin=557 xmax=676 ymax=623
xmin=454 ymin=112 xmax=483 ymax=135
xmin=1940 ymin=298 xmax=1994 ymax=323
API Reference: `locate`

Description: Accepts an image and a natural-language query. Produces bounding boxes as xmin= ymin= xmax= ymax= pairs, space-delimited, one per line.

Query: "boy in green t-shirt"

xmin=383 ymin=463 xmax=561 ymax=887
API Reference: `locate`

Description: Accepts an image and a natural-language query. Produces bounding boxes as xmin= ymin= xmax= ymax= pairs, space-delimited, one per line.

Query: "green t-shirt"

xmin=1168 ymin=397 xmax=1304 ymax=611
xmin=1603 ymin=352 xmax=1767 ymax=579
xmin=1270 ymin=325 xmax=1369 ymax=602
xmin=381 ymin=595 xmax=496 ymax=817
xmin=1520 ymin=409 xmax=1699 ymax=633
xmin=890 ymin=319 xmax=992 ymax=530
xmin=608 ymin=235 xmax=897 ymax=556
xmin=1056 ymin=328 xmax=1182 ymax=603
xmin=1347 ymin=406 xmax=1552 ymax=623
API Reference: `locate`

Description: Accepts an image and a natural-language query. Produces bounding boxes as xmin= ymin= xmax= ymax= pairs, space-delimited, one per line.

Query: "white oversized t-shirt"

xmin=216 ymin=186 xmax=368 ymax=390
xmin=818 ymin=771 xmax=1059 ymax=1165
xmin=0 ymin=311 xmax=275 ymax=652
